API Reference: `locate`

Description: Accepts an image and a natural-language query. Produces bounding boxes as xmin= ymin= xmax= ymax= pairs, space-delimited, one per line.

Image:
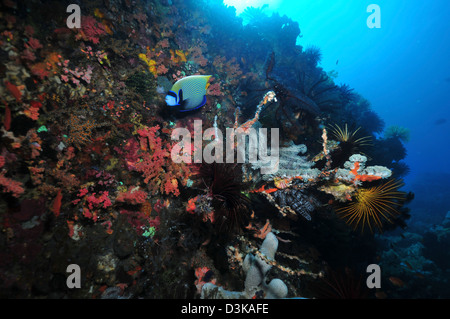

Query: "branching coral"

xmin=335 ymin=154 xmax=392 ymax=183
xmin=72 ymin=187 xmax=112 ymax=222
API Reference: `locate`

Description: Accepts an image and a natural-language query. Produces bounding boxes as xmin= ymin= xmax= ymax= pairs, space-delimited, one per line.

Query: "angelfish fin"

xmin=178 ymin=95 xmax=207 ymax=112
xmin=178 ymin=89 xmax=183 ymax=105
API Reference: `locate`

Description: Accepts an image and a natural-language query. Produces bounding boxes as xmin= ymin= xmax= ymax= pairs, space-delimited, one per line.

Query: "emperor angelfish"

xmin=165 ymin=75 xmax=211 ymax=112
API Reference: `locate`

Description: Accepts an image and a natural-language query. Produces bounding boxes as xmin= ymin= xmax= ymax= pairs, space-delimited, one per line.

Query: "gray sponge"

xmin=201 ymin=232 xmax=288 ymax=299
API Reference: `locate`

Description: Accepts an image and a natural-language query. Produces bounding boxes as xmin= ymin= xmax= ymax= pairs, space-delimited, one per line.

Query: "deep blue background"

xmin=224 ymin=0 xmax=450 ymax=228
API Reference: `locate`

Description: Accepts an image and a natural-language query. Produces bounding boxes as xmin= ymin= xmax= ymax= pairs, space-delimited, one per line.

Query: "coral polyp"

xmin=336 ymin=179 xmax=407 ymax=233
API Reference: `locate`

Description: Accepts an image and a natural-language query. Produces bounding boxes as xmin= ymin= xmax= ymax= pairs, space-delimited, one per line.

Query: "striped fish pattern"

xmin=167 ymin=75 xmax=211 ymax=111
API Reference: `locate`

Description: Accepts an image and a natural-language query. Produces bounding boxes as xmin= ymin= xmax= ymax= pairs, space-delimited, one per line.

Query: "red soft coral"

xmin=156 ymin=63 xmax=168 ymax=75
xmin=21 ymin=49 xmax=36 ymax=61
xmin=52 ymin=189 xmax=62 ymax=217
xmin=0 ymin=172 xmax=25 ymax=198
xmin=120 ymin=209 xmax=159 ymax=235
xmin=78 ymin=16 xmax=107 ymax=44
xmin=23 ymin=104 xmax=40 ymax=120
xmin=5 ymin=81 xmax=22 ymax=102
xmin=25 ymin=37 xmax=43 ymax=51
xmin=86 ymin=191 xmax=112 ymax=210
xmin=206 ymin=82 xmax=223 ymax=96
xmin=163 ymin=175 xmax=180 ymax=197
xmin=134 ymin=125 xmax=168 ymax=185
xmin=131 ymin=125 xmax=190 ymax=196
xmin=3 ymin=104 xmax=11 ymax=131
xmin=30 ymin=63 xmax=50 ymax=80
xmin=116 ymin=187 xmax=148 ymax=204
xmin=114 ymin=138 xmax=140 ymax=170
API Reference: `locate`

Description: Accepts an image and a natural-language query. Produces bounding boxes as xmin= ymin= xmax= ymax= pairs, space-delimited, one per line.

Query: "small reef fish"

xmin=375 ymin=290 xmax=387 ymax=299
xmin=400 ymin=261 xmax=413 ymax=270
xmin=414 ymin=272 xmax=425 ymax=279
xmin=165 ymin=75 xmax=211 ymax=112
xmin=389 ymin=276 xmax=405 ymax=287
xmin=434 ymin=118 xmax=446 ymax=125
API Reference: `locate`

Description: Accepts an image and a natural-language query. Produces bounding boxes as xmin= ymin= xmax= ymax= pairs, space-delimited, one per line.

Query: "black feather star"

xmin=193 ymin=162 xmax=250 ymax=232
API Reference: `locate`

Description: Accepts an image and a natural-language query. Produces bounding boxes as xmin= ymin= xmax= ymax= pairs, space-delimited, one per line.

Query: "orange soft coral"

xmin=24 ymin=104 xmax=40 ymax=120
xmin=351 ymin=161 xmax=382 ymax=182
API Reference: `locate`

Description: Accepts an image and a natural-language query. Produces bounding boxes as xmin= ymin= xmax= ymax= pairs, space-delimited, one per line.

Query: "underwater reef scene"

xmin=0 ymin=0 xmax=447 ymax=300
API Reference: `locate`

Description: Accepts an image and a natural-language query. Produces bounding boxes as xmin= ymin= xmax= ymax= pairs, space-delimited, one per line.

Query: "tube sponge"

xmin=201 ymin=232 xmax=288 ymax=299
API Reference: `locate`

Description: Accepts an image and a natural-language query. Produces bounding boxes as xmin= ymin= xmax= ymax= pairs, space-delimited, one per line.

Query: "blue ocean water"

xmin=225 ymin=0 xmax=450 ymax=228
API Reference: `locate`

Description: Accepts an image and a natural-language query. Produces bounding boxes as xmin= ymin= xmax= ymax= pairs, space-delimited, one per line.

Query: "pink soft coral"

xmin=156 ymin=64 xmax=168 ymax=75
xmin=21 ymin=49 xmax=36 ymax=61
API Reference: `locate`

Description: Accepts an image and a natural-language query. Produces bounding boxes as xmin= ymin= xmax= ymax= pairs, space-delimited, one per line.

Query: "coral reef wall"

xmin=0 ymin=0 xmax=419 ymax=299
